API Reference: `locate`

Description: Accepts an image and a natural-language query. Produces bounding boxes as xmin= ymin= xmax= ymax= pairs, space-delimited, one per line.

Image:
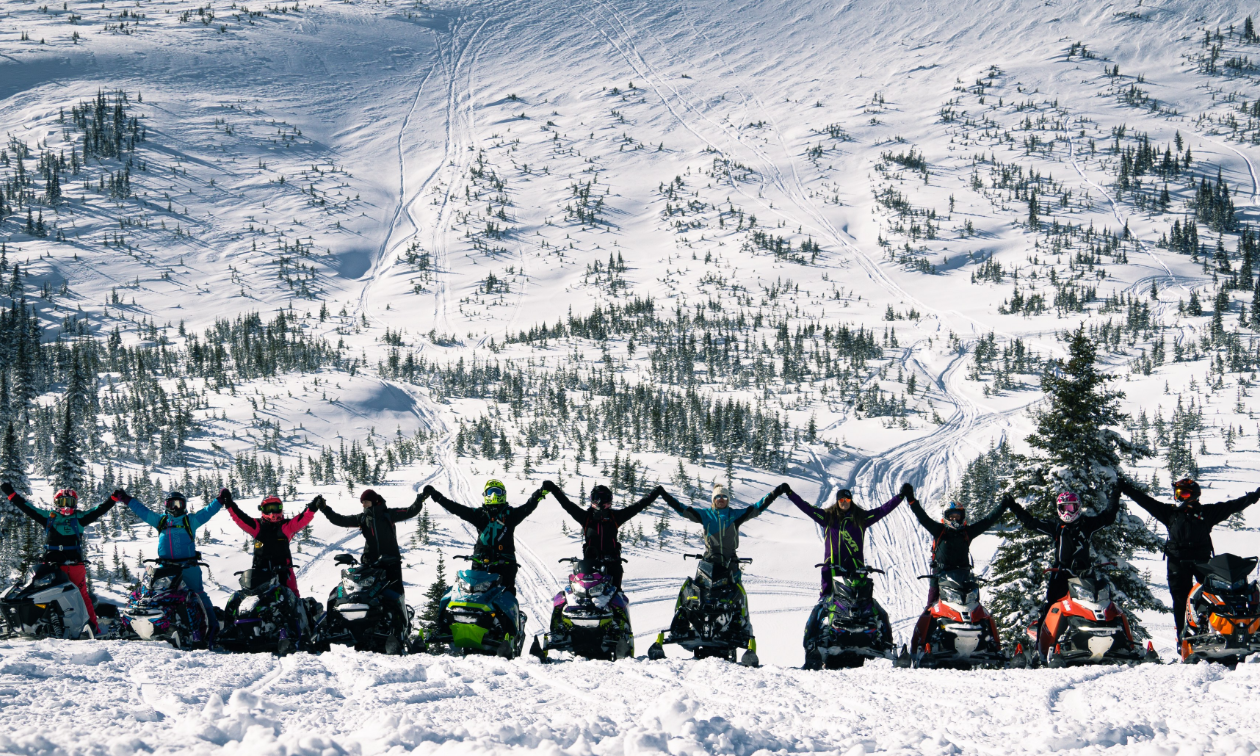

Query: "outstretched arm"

xmin=735 ymin=484 xmax=787 ymax=526
xmin=784 ymin=490 xmax=828 ymax=526
xmin=281 ymin=497 xmax=321 ymax=539
xmin=545 ymin=481 xmax=586 ymax=523
xmin=77 ymin=497 xmax=117 ymax=527
xmin=124 ymin=496 xmax=163 ymax=529
xmin=965 ymin=495 xmax=1011 ymax=537
xmin=1204 ymin=487 xmax=1260 ymax=527
xmin=658 ymin=489 xmax=703 ymax=524
xmin=507 ymin=487 xmax=546 ymax=527
xmin=1118 ymin=480 xmax=1172 ymax=525
xmin=319 ymin=503 xmax=362 ymax=528
xmin=1007 ymin=499 xmax=1053 ymax=535
xmin=224 ymin=497 xmax=259 ymax=536
xmin=863 ymin=494 xmax=905 ymax=527
xmin=614 ymin=487 xmax=661 ymax=526
xmin=388 ymin=493 xmax=427 ymax=523
xmin=1084 ymin=485 xmax=1121 ymax=533
xmin=909 ymin=498 xmax=945 ymax=536
xmin=426 ymin=487 xmax=484 ymax=525
xmin=188 ymin=494 xmax=225 ymax=530
xmin=2 ymin=484 xmax=48 ymax=526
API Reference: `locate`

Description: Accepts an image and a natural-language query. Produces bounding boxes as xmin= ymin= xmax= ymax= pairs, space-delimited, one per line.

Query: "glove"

xmin=773 ymin=482 xmax=791 ymax=498
xmin=111 ymin=488 xmax=129 ymax=504
xmin=1001 ymin=493 xmax=1015 ymax=508
xmin=900 ymin=483 xmax=915 ymax=500
xmin=308 ymin=495 xmax=325 ymax=512
xmin=422 ymin=484 xmax=437 ymax=499
xmin=218 ymin=488 xmax=234 ymax=505
xmin=413 ymin=493 xmax=425 ymax=508
xmin=541 ymin=480 xmax=557 ymax=493
xmin=0 ymin=482 xmax=14 ymax=498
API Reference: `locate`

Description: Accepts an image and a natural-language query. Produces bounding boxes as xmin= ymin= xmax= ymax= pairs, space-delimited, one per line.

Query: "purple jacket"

xmin=788 ymin=491 xmax=904 ymax=570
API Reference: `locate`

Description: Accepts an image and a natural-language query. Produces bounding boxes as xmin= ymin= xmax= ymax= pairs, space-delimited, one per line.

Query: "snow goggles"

xmin=260 ymin=498 xmax=283 ymax=514
xmin=54 ymin=495 xmax=77 ymax=509
xmin=944 ymin=510 xmax=964 ymax=522
xmin=484 ymin=486 xmax=506 ymax=499
xmin=1175 ymin=487 xmax=1195 ymax=501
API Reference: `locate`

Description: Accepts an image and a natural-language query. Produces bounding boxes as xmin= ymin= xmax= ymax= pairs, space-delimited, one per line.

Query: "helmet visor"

xmin=1059 ymin=500 xmax=1080 ymax=518
xmin=945 ymin=510 xmax=965 ymax=524
xmin=54 ymin=495 xmax=77 ymax=510
xmin=484 ymin=486 xmax=506 ymax=499
xmin=1175 ymin=487 xmax=1195 ymax=501
xmin=260 ymin=501 xmax=283 ymax=515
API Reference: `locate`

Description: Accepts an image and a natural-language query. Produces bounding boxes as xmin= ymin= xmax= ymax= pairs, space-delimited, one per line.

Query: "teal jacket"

xmin=660 ymin=489 xmax=779 ymax=562
xmin=126 ymin=495 xmax=223 ymax=560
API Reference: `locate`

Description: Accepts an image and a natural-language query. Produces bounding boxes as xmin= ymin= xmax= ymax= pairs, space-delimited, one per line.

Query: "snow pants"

xmin=1167 ymin=559 xmax=1206 ymax=641
xmin=486 ymin=563 xmax=518 ymax=595
xmin=56 ymin=563 xmax=98 ymax=633
xmin=179 ymin=566 xmax=218 ymax=646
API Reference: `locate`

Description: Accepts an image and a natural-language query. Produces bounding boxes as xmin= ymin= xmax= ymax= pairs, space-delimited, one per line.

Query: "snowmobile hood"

xmin=1199 ymin=554 xmax=1257 ymax=584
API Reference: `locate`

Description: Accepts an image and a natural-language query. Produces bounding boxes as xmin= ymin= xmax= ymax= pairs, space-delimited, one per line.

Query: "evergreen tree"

xmin=52 ymin=406 xmax=85 ymax=492
xmin=0 ymin=421 xmax=30 ymax=497
xmin=417 ymin=551 xmax=450 ymax=632
xmin=988 ymin=327 xmax=1164 ymax=647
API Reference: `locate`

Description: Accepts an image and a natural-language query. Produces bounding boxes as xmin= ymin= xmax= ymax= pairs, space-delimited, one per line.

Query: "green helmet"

xmin=483 ymin=479 xmax=507 ymax=507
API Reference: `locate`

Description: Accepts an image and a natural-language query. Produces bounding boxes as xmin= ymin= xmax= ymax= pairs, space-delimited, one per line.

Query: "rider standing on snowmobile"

xmin=1119 ymin=477 xmax=1260 ymax=641
xmin=1008 ymin=486 xmax=1120 ymax=629
xmin=425 ymin=480 xmax=544 ymax=595
xmin=224 ymin=490 xmax=322 ymax=596
xmin=319 ymin=488 xmax=425 ymax=597
xmin=544 ymin=480 xmax=660 ymax=588
xmin=2 ymin=483 xmax=116 ymax=634
xmin=909 ymin=494 xmax=1011 ymax=604
xmin=120 ymin=488 xmax=224 ymax=647
xmin=785 ymin=483 xmax=910 ymax=594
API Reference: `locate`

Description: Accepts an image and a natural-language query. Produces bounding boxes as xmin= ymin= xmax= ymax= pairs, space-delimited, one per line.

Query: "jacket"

xmin=9 ymin=491 xmax=115 ymax=563
xmin=660 ymin=489 xmax=777 ymax=562
xmin=226 ymin=499 xmax=316 ymax=575
xmin=1008 ymin=486 xmax=1120 ymax=572
xmin=430 ymin=489 xmax=543 ymax=563
xmin=787 ymin=491 xmax=904 ymax=570
xmin=1121 ymin=481 xmax=1259 ymax=562
xmin=553 ymin=486 xmax=659 ymax=562
xmin=126 ymin=494 xmax=223 ymax=560
xmin=321 ymin=498 xmax=423 ymax=566
xmin=909 ymin=497 xmax=1008 ymax=572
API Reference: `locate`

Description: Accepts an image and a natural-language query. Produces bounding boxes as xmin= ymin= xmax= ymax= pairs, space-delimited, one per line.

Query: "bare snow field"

xmin=4 ymin=0 xmax=1260 ymax=751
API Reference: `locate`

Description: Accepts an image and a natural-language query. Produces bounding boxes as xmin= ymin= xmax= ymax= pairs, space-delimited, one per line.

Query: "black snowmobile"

xmin=311 ymin=554 xmax=411 ymax=655
xmin=0 ymin=563 xmax=98 ymax=640
xmin=1181 ymin=554 xmax=1260 ymax=667
xmin=218 ymin=569 xmax=319 ymax=655
xmin=648 ymin=554 xmax=759 ymax=666
xmin=803 ymin=564 xmax=894 ymax=669
xmin=531 ymin=557 xmax=633 ymax=661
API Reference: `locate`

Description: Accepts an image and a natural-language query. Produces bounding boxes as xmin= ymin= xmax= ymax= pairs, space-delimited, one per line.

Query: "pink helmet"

xmin=1056 ymin=492 xmax=1082 ymax=523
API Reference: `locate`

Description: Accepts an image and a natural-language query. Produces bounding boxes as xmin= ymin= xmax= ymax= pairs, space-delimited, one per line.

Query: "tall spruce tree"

xmin=52 ymin=406 xmax=85 ymax=492
xmin=988 ymin=327 xmax=1165 ymax=647
xmin=0 ymin=421 xmax=30 ymax=497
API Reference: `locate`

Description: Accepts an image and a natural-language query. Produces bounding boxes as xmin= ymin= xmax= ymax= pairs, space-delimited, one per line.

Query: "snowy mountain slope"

xmin=4 ymin=0 xmax=1260 ymax=750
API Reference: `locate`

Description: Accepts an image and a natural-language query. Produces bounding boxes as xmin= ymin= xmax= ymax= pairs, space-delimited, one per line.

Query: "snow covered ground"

xmin=5 ymin=0 xmax=1260 ymax=751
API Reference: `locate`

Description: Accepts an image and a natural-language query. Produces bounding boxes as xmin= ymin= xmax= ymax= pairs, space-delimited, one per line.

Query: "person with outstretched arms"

xmin=424 ymin=479 xmax=544 ymax=595
xmin=2 ymin=483 xmax=116 ymax=634
xmin=1008 ymin=486 xmax=1120 ymax=636
xmin=544 ymin=480 xmax=660 ymax=588
xmin=908 ymin=494 xmax=1011 ymax=604
xmin=223 ymin=491 xmax=322 ymax=596
xmin=120 ymin=488 xmax=224 ymax=648
xmin=1119 ymin=476 xmax=1260 ymax=642
xmin=318 ymin=488 xmax=425 ymax=598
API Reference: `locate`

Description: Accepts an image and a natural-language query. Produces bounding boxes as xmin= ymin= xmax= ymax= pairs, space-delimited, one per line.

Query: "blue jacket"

xmin=127 ymin=496 xmax=223 ymax=560
xmin=661 ymin=490 xmax=778 ymax=562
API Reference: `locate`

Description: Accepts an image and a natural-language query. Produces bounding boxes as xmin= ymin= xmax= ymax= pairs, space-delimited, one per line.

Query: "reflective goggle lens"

xmin=484 ymin=487 xmax=506 ymax=498
xmin=1176 ymin=489 xmax=1193 ymax=499
xmin=54 ymin=496 xmax=76 ymax=508
xmin=261 ymin=502 xmax=283 ymax=514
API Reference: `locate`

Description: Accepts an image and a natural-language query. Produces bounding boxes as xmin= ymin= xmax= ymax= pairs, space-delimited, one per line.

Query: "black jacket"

xmin=909 ymin=498 xmax=1008 ymax=572
xmin=430 ymin=488 xmax=542 ymax=563
xmin=1008 ymin=486 xmax=1120 ymax=572
xmin=1121 ymin=480 xmax=1259 ymax=562
xmin=321 ymin=497 xmax=423 ymax=566
xmin=552 ymin=485 xmax=659 ymax=562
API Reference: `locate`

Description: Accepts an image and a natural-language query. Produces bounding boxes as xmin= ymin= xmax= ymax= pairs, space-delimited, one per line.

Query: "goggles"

xmin=54 ymin=496 xmax=77 ymax=509
xmin=484 ymin=486 xmax=506 ymax=499
xmin=261 ymin=500 xmax=283 ymax=514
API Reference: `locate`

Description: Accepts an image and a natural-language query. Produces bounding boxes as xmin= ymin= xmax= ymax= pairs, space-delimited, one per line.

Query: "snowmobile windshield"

xmin=1201 ymin=554 xmax=1258 ymax=587
xmin=1067 ymin=575 xmax=1110 ymax=605
xmin=938 ymin=570 xmax=978 ymax=604
xmin=697 ymin=559 xmax=737 ymax=587
xmin=457 ymin=569 xmax=499 ymax=595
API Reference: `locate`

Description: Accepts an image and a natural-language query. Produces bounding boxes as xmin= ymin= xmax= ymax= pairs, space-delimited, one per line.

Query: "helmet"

xmin=164 ymin=491 xmax=187 ymax=516
xmin=483 ymin=479 xmax=507 ymax=507
xmin=53 ymin=488 xmax=78 ymax=516
xmin=1173 ymin=478 xmax=1200 ymax=505
xmin=1056 ymin=492 xmax=1082 ymax=523
xmin=260 ymin=495 xmax=284 ymax=522
xmin=590 ymin=485 xmax=613 ymax=509
xmin=943 ymin=501 xmax=966 ymax=530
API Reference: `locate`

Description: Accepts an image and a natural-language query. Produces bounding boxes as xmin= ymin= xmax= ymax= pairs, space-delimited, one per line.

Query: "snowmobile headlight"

xmin=340 ymin=577 xmax=363 ymax=594
xmin=238 ymin=595 xmax=260 ymax=614
xmin=459 ymin=577 xmax=496 ymax=594
xmin=151 ymin=576 xmax=173 ymax=592
xmin=32 ymin=573 xmax=56 ymax=587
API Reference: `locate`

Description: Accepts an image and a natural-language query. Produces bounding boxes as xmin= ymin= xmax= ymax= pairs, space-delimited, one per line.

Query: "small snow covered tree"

xmin=0 ymin=421 xmax=30 ymax=497
xmin=988 ymin=327 xmax=1165 ymax=647
xmin=418 ymin=551 xmax=450 ymax=632
xmin=52 ymin=406 xmax=86 ymax=493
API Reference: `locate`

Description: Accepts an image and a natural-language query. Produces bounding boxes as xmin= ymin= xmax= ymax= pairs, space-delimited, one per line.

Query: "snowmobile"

xmin=896 ymin=568 xmax=1006 ymax=669
xmin=120 ymin=558 xmax=215 ymax=649
xmin=312 ymin=554 xmax=411 ymax=655
xmin=218 ymin=569 xmax=319 ymax=656
xmin=648 ymin=554 xmax=759 ymax=667
xmin=530 ymin=557 xmax=633 ymax=661
xmin=802 ymin=563 xmax=894 ymax=669
xmin=426 ymin=555 xmax=526 ymax=658
xmin=1180 ymin=553 xmax=1260 ymax=667
xmin=0 ymin=563 xmax=97 ymax=640
xmin=1018 ymin=563 xmax=1157 ymax=668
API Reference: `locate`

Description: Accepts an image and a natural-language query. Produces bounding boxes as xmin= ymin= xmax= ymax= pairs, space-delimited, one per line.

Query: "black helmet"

xmin=164 ymin=491 xmax=187 ymax=515
xmin=590 ymin=485 xmax=613 ymax=509
xmin=1173 ymin=478 xmax=1200 ymax=505
xmin=943 ymin=501 xmax=966 ymax=529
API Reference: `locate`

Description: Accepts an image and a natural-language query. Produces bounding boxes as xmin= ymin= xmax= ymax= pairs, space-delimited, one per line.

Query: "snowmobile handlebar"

xmin=685 ymin=553 xmax=753 ymax=564
xmin=558 ymin=557 xmax=628 ymax=564
xmin=1044 ymin=562 xmax=1116 ymax=576
xmin=144 ymin=557 xmax=209 ymax=567
xmin=455 ymin=555 xmax=519 ymax=567
xmin=818 ymin=562 xmax=884 ymax=574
